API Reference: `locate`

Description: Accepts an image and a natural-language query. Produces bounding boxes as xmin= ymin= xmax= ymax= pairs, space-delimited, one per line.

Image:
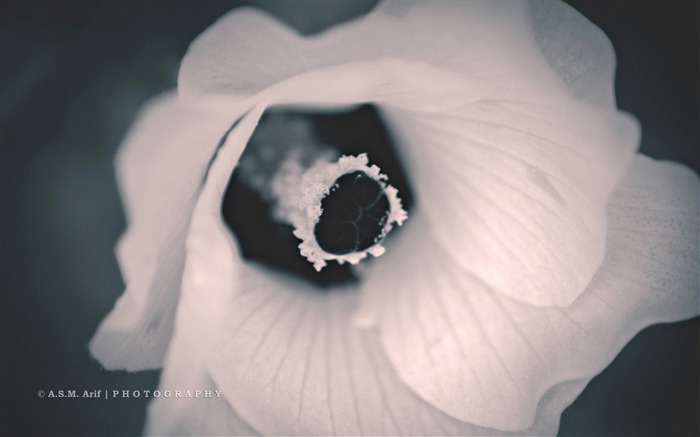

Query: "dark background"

xmin=1 ymin=1 xmax=698 ymax=436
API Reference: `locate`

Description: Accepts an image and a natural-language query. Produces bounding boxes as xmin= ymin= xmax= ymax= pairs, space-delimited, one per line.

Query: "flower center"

xmin=222 ymin=105 xmax=413 ymax=288
xmin=315 ymin=171 xmax=390 ymax=255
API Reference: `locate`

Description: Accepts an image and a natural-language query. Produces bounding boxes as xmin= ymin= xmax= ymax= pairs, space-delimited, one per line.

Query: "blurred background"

xmin=1 ymin=1 xmax=697 ymax=435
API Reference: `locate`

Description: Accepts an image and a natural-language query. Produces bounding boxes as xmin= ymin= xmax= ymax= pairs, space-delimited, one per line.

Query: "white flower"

xmin=90 ymin=1 xmax=699 ymax=435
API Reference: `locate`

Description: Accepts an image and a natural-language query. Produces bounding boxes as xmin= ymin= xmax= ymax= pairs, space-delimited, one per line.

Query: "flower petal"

xmin=145 ymin=304 xmax=259 ymax=436
xmin=200 ymin=51 xmax=638 ymax=310
xmin=140 ymin=102 xmax=263 ymax=434
xmin=207 ymin=268 xmax=589 ymax=436
xmin=179 ymin=1 xmax=582 ymax=99
xmin=147 ymin=376 xmax=258 ymax=436
xmin=161 ymin=87 xmax=589 ymax=435
xmin=178 ymin=7 xmax=303 ymax=98
xmin=177 ymin=40 xmax=641 ymax=430
xmin=179 ymin=0 xmax=639 ymax=306
xmin=379 ymin=89 xmax=638 ymax=307
xmin=89 ymin=93 xmax=246 ymax=370
xmin=360 ymin=154 xmax=699 ymax=429
xmin=528 ymin=0 xmax=617 ymax=109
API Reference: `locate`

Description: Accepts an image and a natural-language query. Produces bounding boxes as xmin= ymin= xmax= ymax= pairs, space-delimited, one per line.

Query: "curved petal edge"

xmin=90 ymin=93 xmax=244 ymax=371
xmin=367 ymin=153 xmax=699 ymax=430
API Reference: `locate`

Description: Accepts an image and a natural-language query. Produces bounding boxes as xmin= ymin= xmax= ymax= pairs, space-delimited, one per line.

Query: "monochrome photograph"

xmin=2 ymin=1 xmax=698 ymax=435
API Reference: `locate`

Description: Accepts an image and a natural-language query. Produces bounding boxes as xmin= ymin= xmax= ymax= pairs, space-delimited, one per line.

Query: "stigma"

xmin=314 ymin=171 xmax=391 ymax=255
xmin=273 ymin=153 xmax=407 ymax=271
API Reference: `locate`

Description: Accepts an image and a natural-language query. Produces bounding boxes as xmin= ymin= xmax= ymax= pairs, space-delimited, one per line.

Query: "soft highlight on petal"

xmin=179 ymin=1 xmax=567 ymax=99
xmin=172 ymin=3 xmax=647 ymax=428
xmin=164 ymin=102 xmax=583 ymax=435
xmin=225 ymin=52 xmax=639 ymax=310
xmin=144 ymin=103 xmax=264 ymax=433
xmin=179 ymin=8 xmax=302 ymax=98
xmin=146 ymin=293 xmax=259 ymax=436
xmin=360 ymin=154 xmax=698 ymax=429
xmin=164 ymin=105 xmax=593 ymax=435
xmin=102 ymin=2 xmax=697 ymax=434
xmin=90 ymin=93 xmax=246 ymax=370
xmin=207 ymin=267 xmax=590 ymax=436
xmin=146 ymin=333 xmax=259 ymax=437
xmin=379 ymin=88 xmax=639 ymax=308
xmin=179 ymin=0 xmax=640 ymax=305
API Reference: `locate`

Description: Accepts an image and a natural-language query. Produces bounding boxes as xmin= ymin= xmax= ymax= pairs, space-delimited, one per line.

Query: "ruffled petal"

xmin=89 ymin=93 xmax=247 ymax=370
xmin=246 ymin=58 xmax=638 ymax=308
xmin=168 ymin=105 xmax=592 ymax=435
xmin=179 ymin=1 xmax=583 ymax=99
xmin=142 ymin=101 xmax=264 ymax=433
xmin=361 ymin=154 xmax=698 ymax=429
xmin=528 ymin=0 xmax=617 ymax=109
xmin=178 ymin=7 xmax=302 ymax=98
xmin=379 ymin=88 xmax=638 ymax=307
xmin=170 ymin=9 xmax=642 ymax=428
xmin=115 ymin=2 xmax=694 ymax=434
xmin=179 ymin=0 xmax=639 ymax=306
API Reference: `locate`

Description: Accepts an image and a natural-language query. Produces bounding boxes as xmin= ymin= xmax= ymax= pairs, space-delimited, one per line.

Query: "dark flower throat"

xmin=222 ymin=105 xmax=413 ymax=289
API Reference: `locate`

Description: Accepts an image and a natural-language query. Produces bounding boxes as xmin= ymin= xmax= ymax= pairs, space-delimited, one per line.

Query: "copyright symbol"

xmin=37 ymin=390 xmax=45 ymax=398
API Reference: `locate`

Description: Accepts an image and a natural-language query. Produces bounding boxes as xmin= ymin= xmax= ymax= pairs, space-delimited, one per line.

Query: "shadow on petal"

xmin=362 ymin=154 xmax=698 ymax=430
xmin=90 ymin=94 xmax=248 ymax=371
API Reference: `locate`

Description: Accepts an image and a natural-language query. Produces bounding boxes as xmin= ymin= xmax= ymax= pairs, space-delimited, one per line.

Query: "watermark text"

xmin=37 ymin=389 xmax=222 ymax=399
